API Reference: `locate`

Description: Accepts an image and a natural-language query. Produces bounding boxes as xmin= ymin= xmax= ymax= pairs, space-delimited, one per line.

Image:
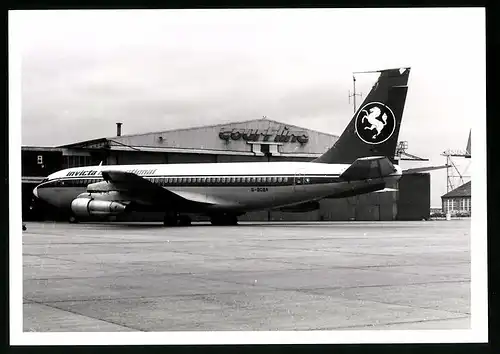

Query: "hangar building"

xmin=22 ymin=118 xmax=431 ymax=222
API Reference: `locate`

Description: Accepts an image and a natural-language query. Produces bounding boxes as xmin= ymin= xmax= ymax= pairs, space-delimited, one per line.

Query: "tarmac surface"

xmin=22 ymin=220 xmax=471 ymax=332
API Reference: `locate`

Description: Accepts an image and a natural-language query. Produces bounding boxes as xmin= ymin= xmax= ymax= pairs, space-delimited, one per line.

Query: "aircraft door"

xmin=294 ymin=169 xmax=307 ymax=192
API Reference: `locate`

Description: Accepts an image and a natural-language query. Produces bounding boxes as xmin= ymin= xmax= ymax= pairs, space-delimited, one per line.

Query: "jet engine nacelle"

xmin=71 ymin=197 xmax=128 ymax=217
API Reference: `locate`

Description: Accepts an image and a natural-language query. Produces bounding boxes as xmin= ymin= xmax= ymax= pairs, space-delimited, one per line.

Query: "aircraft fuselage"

xmin=34 ymin=161 xmax=402 ymax=213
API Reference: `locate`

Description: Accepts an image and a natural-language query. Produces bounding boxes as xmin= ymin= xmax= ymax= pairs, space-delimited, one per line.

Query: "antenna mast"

xmin=348 ymin=75 xmax=363 ymax=113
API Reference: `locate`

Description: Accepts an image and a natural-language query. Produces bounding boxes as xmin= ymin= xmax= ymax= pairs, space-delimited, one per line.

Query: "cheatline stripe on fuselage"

xmin=37 ymin=174 xmax=344 ymax=189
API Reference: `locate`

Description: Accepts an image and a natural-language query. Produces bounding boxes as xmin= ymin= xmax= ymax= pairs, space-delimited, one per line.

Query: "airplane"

xmin=33 ymin=67 xmax=429 ymax=226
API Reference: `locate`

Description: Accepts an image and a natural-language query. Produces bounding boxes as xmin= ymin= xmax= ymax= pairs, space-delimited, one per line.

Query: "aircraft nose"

xmin=33 ymin=186 xmax=38 ymax=198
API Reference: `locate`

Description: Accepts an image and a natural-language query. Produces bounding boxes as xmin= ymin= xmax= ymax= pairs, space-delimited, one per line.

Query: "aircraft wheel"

xmin=68 ymin=215 xmax=79 ymax=224
xmin=210 ymin=214 xmax=238 ymax=226
xmin=178 ymin=215 xmax=192 ymax=227
xmin=163 ymin=214 xmax=179 ymax=227
xmin=226 ymin=215 xmax=238 ymax=226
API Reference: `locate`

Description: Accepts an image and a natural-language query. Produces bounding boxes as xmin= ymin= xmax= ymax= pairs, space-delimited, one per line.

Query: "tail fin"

xmin=313 ymin=67 xmax=411 ymax=164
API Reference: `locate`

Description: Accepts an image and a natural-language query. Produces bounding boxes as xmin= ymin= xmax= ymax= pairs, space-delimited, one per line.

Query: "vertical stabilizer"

xmin=313 ymin=68 xmax=411 ymax=164
xmin=466 ymin=129 xmax=471 ymax=157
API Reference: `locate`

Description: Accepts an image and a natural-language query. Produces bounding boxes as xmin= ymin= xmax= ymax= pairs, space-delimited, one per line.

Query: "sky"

xmin=13 ymin=8 xmax=484 ymax=207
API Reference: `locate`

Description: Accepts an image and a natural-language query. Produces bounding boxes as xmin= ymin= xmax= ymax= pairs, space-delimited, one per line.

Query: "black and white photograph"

xmin=9 ymin=8 xmax=487 ymax=345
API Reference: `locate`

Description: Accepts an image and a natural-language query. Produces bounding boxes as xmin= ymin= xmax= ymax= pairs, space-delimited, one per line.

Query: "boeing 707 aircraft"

xmin=33 ymin=67 xmax=426 ymax=226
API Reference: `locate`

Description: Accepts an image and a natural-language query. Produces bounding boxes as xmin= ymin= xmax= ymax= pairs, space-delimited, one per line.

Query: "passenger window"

xmin=230 ymin=177 xmax=235 ymax=183
xmin=256 ymin=177 xmax=261 ymax=183
xmin=216 ymin=177 xmax=221 ymax=183
xmin=272 ymin=176 xmax=277 ymax=183
xmin=266 ymin=177 xmax=272 ymax=183
xmin=250 ymin=177 xmax=255 ymax=183
xmin=284 ymin=177 xmax=288 ymax=183
xmin=196 ymin=177 xmax=201 ymax=183
xmin=278 ymin=177 xmax=283 ymax=183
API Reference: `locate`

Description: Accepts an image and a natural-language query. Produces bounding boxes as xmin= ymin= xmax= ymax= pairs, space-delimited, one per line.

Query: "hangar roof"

xmin=57 ymin=118 xmax=339 ymax=157
xmin=109 ymin=118 xmax=338 ymax=140
xmin=59 ymin=118 xmax=338 ymax=148
xmin=441 ymin=181 xmax=471 ymax=199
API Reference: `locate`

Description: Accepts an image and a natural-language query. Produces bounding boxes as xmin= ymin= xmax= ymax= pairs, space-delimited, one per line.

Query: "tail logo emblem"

xmin=355 ymin=102 xmax=396 ymax=144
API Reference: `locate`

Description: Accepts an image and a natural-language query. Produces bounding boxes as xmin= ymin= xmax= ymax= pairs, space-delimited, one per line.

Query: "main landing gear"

xmin=163 ymin=213 xmax=192 ymax=227
xmin=210 ymin=213 xmax=238 ymax=226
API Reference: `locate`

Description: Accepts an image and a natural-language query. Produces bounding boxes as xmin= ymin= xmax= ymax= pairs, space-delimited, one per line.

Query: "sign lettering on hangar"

xmin=219 ymin=126 xmax=309 ymax=144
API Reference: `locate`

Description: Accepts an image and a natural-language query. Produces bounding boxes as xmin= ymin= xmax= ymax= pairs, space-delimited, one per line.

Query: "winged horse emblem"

xmin=360 ymin=106 xmax=388 ymax=140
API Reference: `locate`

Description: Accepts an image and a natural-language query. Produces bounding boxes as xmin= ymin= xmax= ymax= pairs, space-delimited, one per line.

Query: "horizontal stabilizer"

xmin=372 ymin=188 xmax=398 ymax=193
xmin=402 ymin=165 xmax=449 ymax=174
xmin=340 ymin=156 xmax=397 ymax=181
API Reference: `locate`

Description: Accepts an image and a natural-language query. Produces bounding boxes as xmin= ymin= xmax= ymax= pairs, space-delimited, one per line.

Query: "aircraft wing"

xmin=402 ymin=165 xmax=449 ymax=174
xmin=100 ymin=170 xmax=212 ymax=209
